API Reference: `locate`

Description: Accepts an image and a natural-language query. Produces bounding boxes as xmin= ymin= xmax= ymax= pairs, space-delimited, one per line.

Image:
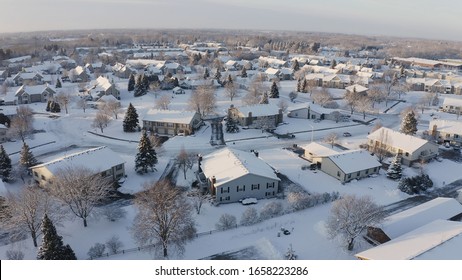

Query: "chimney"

xmin=211 ymin=176 xmax=216 ymax=184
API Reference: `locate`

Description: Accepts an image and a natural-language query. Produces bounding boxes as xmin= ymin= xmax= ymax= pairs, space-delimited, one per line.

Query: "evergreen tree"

xmin=203 ymin=68 xmax=209 ymax=79
xmin=225 ymin=117 xmax=240 ymax=133
xmin=259 ymin=91 xmax=269 ymax=104
xmin=19 ymin=142 xmax=38 ymax=168
xmin=387 ymin=155 xmax=402 ymax=180
xmin=270 ymin=81 xmax=279 ymax=98
xmin=400 ymin=110 xmax=418 ymax=135
xmin=331 ymin=59 xmax=337 ymax=69
xmin=292 ymin=59 xmax=300 ymax=72
xmin=128 ymin=73 xmax=135 ymax=92
xmin=123 ymin=103 xmax=139 ymax=132
xmin=55 ymin=78 xmax=62 ymax=88
xmin=214 ymin=68 xmax=221 ymax=81
xmin=134 ymin=75 xmax=143 ymax=97
xmin=227 ymin=74 xmax=233 ymax=85
xmin=37 ymin=214 xmax=77 ymax=260
xmin=0 ymin=145 xmax=12 ymax=182
xmin=296 ymin=78 xmax=302 ymax=92
xmin=302 ymin=78 xmax=308 ymax=93
xmin=46 ymin=101 xmax=60 ymax=113
xmin=135 ymin=130 xmax=158 ymax=174
xmin=241 ymin=67 xmax=247 ymax=78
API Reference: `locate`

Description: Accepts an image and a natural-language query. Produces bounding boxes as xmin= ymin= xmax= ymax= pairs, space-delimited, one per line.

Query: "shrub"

xmin=6 ymin=249 xmax=24 ymax=260
xmin=398 ymin=174 xmax=433 ymax=194
xmin=105 ymin=235 xmax=123 ymax=254
xmin=87 ymin=243 xmax=106 ymax=259
xmin=260 ymin=201 xmax=283 ymax=220
xmin=240 ymin=207 xmax=259 ymax=226
xmin=102 ymin=204 xmax=127 ymax=222
xmin=215 ymin=214 xmax=237 ymax=230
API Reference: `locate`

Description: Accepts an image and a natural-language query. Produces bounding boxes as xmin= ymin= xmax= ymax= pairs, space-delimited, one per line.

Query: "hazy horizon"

xmin=1 ymin=0 xmax=461 ymax=41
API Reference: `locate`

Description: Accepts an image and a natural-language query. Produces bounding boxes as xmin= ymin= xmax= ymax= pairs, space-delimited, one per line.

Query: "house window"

xmin=267 ymin=182 xmax=275 ymax=189
xmin=221 ymin=187 xmax=230 ymax=194
xmin=224 ymin=196 xmax=230 ymax=201
xmin=366 ymin=170 xmax=369 ymax=175
xmin=347 ymin=174 xmax=351 ymax=179
xmin=237 ymin=185 xmax=245 ymax=192
xmin=41 ymin=175 xmax=46 ymax=180
xmin=251 ymin=184 xmax=260 ymax=190
xmin=405 ymin=152 xmax=409 ymax=157
xmin=116 ymin=164 xmax=123 ymax=171
xmin=374 ymin=167 xmax=378 ymax=172
xmin=337 ymin=171 xmax=340 ymax=177
xmin=357 ymin=171 xmax=360 ymax=176
xmin=34 ymin=171 xmax=38 ymax=177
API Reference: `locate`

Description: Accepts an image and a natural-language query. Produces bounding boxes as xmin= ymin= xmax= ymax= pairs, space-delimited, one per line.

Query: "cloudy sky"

xmin=1 ymin=0 xmax=461 ymax=41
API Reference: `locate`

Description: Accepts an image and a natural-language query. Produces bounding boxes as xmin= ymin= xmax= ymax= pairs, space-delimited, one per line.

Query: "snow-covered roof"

xmin=327 ymin=150 xmax=381 ymax=174
xmin=90 ymin=76 xmax=113 ymax=92
xmin=443 ymin=96 xmax=462 ymax=107
xmin=96 ymin=94 xmax=119 ymax=103
xmin=280 ymin=68 xmax=293 ymax=75
xmin=31 ymin=146 xmax=125 ymax=174
xmin=265 ymin=68 xmax=280 ymax=75
xmin=143 ymin=109 xmax=198 ymax=125
xmin=236 ymin=103 xmax=280 ymax=117
xmin=201 ymin=147 xmax=280 ymax=187
xmin=345 ymin=84 xmax=368 ymax=92
xmin=367 ymin=127 xmax=430 ymax=154
xmin=356 ymin=220 xmax=462 ymax=260
xmin=302 ymin=142 xmax=338 ymax=157
xmin=429 ymin=119 xmax=462 ymax=135
xmin=380 ymin=197 xmax=462 ymax=240
xmin=15 ymin=84 xmax=54 ymax=96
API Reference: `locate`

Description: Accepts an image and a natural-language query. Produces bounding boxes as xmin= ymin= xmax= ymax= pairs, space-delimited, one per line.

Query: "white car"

xmin=241 ymin=198 xmax=258 ymax=205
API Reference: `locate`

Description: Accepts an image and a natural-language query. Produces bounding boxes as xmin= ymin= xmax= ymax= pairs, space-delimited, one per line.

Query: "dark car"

xmin=343 ymin=132 xmax=352 ymax=137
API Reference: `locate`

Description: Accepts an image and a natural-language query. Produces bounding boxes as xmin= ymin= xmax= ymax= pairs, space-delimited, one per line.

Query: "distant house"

xmin=69 ymin=66 xmax=90 ymax=83
xmin=198 ymin=147 xmax=280 ymax=204
xmin=227 ymin=104 xmax=283 ymax=129
xmin=279 ymin=68 xmax=294 ymax=80
xmin=12 ymin=71 xmax=44 ymax=86
xmin=95 ymin=94 xmax=120 ymax=109
xmin=15 ymin=84 xmax=56 ymax=104
xmin=0 ymin=70 xmax=9 ymax=81
xmin=322 ymin=74 xmax=350 ymax=89
xmin=172 ymin=86 xmax=185 ymax=94
xmin=0 ymin=124 xmax=8 ymax=143
xmin=30 ymin=146 xmax=126 ymax=188
xmin=287 ymin=102 xmax=348 ymax=122
xmin=441 ymin=96 xmax=462 ymax=114
xmin=112 ymin=63 xmax=136 ymax=79
xmin=428 ymin=119 xmax=462 ymax=145
xmin=265 ymin=68 xmax=281 ymax=80
xmin=356 ymin=219 xmax=462 ymax=260
xmin=366 ymin=197 xmax=462 ymax=244
xmin=142 ymin=109 xmax=202 ymax=136
xmin=345 ymin=84 xmax=368 ymax=95
xmin=367 ymin=127 xmax=439 ymax=166
xmin=87 ymin=76 xmax=120 ymax=99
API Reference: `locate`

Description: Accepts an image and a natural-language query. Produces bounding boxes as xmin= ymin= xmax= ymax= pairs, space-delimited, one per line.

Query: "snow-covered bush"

xmin=287 ymin=192 xmax=311 ymax=211
xmin=240 ymin=207 xmax=259 ymax=226
xmin=398 ymin=174 xmax=433 ymax=194
xmin=105 ymin=235 xmax=123 ymax=254
xmin=259 ymin=201 xmax=283 ymax=220
xmin=6 ymin=249 xmax=24 ymax=260
xmin=87 ymin=243 xmax=106 ymax=259
xmin=215 ymin=214 xmax=237 ymax=230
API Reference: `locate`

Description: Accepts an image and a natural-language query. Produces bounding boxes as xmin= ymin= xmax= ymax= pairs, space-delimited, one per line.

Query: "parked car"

xmin=343 ymin=132 xmax=352 ymax=137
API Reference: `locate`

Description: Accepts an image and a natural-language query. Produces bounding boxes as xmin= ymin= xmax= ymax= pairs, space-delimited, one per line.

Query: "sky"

xmin=1 ymin=0 xmax=461 ymax=41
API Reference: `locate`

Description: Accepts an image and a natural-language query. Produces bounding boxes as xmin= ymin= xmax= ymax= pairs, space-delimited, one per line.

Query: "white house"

xmin=142 ymin=109 xmax=202 ymax=136
xmin=87 ymin=76 xmax=120 ymax=100
xmin=428 ymin=119 xmax=462 ymax=145
xmin=441 ymin=96 xmax=462 ymax=114
xmin=15 ymin=84 xmax=56 ymax=104
xmin=302 ymin=142 xmax=338 ymax=164
xmin=199 ymin=147 xmax=280 ymax=204
xmin=367 ymin=127 xmax=439 ymax=166
xmin=30 ymin=146 xmax=126 ymax=188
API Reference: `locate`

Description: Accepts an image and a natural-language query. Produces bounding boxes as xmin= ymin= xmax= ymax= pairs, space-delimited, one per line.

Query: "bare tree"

xmin=312 ymin=87 xmax=333 ymax=107
xmin=326 ymin=195 xmax=385 ymax=251
xmin=224 ymin=80 xmax=239 ymax=101
xmin=324 ymin=132 xmax=338 ymax=148
xmin=370 ymin=127 xmax=390 ymax=163
xmin=277 ymin=99 xmax=289 ymax=113
xmin=154 ymin=95 xmax=171 ymax=110
xmin=3 ymin=185 xmax=65 ymax=247
xmin=149 ymin=81 xmax=161 ymax=99
xmin=101 ymin=99 xmax=122 ymax=119
xmin=393 ymin=83 xmax=410 ymax=100
xmin=188 ymin=83 xmax=216 ymax=117
xmin=381 ymin=70 xmax=398 ymax=106
xmin=92 ymin=111 xmax=111 ymax=133
xmin=49 ymin=166 xmax=114 ymax=227
xmin=367 ymin=85 xmax=386 ymax=108
xmin=1 ymin=81 xmax=8 ymax=96
xmin=215 ymin=214 xmax=237 ymax=230
xmin=8 ymin=105 xmax=34 ymax=143
xmin=76 ymin=97 xmax=88 ymax=113
xmin=54 ymin=91 xmax=72 ymax=114
xmin=176 ymin=147 xmax=194 ymax=180
xmin=132 ymin=180 xmax=196 ymax=258
xmin=189 ymin=189 xmax=208 ymax=215
xmin=356 ymin=96 xmax=373 ymax=120
xmin=242 ymin=74 xmax=267 ymax=105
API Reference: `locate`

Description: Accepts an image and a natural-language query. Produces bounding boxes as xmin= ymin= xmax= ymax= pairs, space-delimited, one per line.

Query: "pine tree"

xmin=128 ymin=73 xmax=135 ymax=92
xmin=302 ymin=78 xmax=308 ymax=93
xmin=296 ymin=78 xmax=302 ymax=92
xmin=203 ymin=68 xmax=209 ymax=79
xmin=292 ymin=59 xmax=300 ymax=72
xmin=214 ymin=68 xmax=221 ymax=81
xmin=134 ymin=75 xmax=143 ymax=97
xmin=241 ymin=67 xmax=247 ymax=78
xmin=331 ymin=59 xmax=337 ymax=69
xmin=135 ymin=130 xmax=158 ymax=174
xmin=400 ymin=110 xmax=418 ymax=135
xmin=387 ymin=155 xmax=402 ymax=180
xmin=55 ymin=78 xmax=62 ymax=88
xmin=270 ymin=81 xmax=279 ymax=98
xmin=0 ymin=145 xmax=12 ymax=182
xmin=19 ymin=142 xmax=38 ymax=168
xmin=225 ymin=117 xmax=240 ymax=133
xmin=227 ymin=74 xmax=233 ymax=85
xmin=123 ymin=103 xmax=139 ymax=132
xmin=259 ymin=91 xmax=269 ymax=104
xmin=37 ymin=214 xmax=77 ymax=260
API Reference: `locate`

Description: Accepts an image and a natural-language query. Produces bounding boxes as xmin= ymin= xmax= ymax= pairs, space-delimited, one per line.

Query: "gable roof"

xmin=143 ymin=109 xmax=198 ymax=125
xmin=429 ymin=119 xmax=462 ymax=135
xmin=356 ymin=220 xmax=462 ymax=260
xmin=31 ymin=146 xmax=124 ymax=174
xmin=345 ymin=84 xmax=368 ymax=92
xmin=380 ymin=197 xmax=462 ymax=240
xmin=15 ymin=84 xmax=55 ymax=96
xmin=201 ymin=147 xmax=280 ymax=187
xmin=326 ymin=150 xmax=381 ymax=174
xmin=302 ymin=142 xmax=338 ymax=158
xmin=367 ymin=127 xmax=430 ymax=154
xmin=443 ymin=96 xmax=462 ymax=107
xmin=236 ymin=103 xmax=280 ymax=117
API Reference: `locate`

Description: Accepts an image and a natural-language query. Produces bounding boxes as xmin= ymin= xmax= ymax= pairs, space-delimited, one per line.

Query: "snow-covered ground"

xmin=1 ymin=76 xmax=461 ymax=260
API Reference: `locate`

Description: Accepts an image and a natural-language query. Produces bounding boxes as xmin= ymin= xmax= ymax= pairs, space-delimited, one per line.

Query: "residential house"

xmin=12 ymin=71 xmax=44 ymax=86
xmin=142 ymin=109 xmax=202 ymax=136
xmin=0 ymin=124 xmax=8 ymax=143
xmin=227 ymin=104 xmax=283 ymax=129
xmin=367 ymin=127 xmax=439 ymax=166
xmin=95 ymin=94 xmax=120 ymax=109
xmin=322 ymin=74 xmax=350 ymax=89
xmin=279 ymin=68 xmax=294 ymax=80
xmin=112 ymin=63 xmax=136 ymax=79
xmin=225 ymin=60 xmax=238 ymax=71
xmin=265 ymin=68 xmax=281 ymax=81
xmin=428 ymin=119 xmax=462 ymax=145
xmin=345 ymin=84 xmax=368 ymax=95
xmin=320 ymin=150 xmax=381 ymax=183
xmin=30 ymin=146 xmax=126 ymax=188
xmin=172 ymin=86 xmax=185 ymax=94
xmin=87 ymin=76 xmax=120 ymax=99
xmin=69 ymin=65 xmax=90 ymax=83
xmin=0 ymin=69 xmax=9 ymax=81
xmin=441 ymin=96 xmax=462 ymax=114
xmin=287 ymin=102 xmax=348 ymax=122
xmin=302 ymin=142 xmax=339 ymax=166
xmin=198 ymin=147 xmax=280 ymax=204
xmin=366 ymin=197 xmax=462 ymax=244
xmin=15 ymin=84 xmax=56 ymax=104
xmin=356 ymin=220 xmax=462 ymax=260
